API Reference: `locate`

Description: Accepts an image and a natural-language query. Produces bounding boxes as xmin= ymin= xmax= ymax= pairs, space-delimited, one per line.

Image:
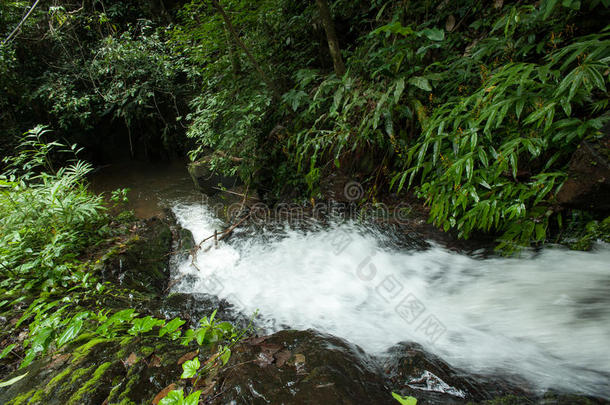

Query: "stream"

xmin=92 ymin=161 xmax=610 ymax=399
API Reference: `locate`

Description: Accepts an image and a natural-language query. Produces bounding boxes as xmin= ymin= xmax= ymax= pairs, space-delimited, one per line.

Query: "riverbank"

xmin=2 ymin=207 xmax=609 ymax=404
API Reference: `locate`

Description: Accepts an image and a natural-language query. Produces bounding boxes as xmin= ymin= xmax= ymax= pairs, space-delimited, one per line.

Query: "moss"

xmin=116 ymin=369 xmax=141 ymax=403
xmin=106 ymin=366 xmax=140 ymax=404
xmin=116 ymin=399 xmax=137 ymax=405
xmin=140 ymin=346 xmax=154 ymax=357
xmin=43 ymin=365 xmax=73 ymax=395
xmin=70 ymin=364 xmax=95 ymax=385
xmin=71 ymin=338 xmax=112 ymax=364
xmin=119 ymin=336 xmax=134 ymax=347
xmin=67 ymin=361 xmax=112 ymax=405
xmin=5 ymin=389 xmax=34 ymax=405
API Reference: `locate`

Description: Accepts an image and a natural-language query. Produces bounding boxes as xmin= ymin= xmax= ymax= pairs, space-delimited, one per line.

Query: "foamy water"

xmin=171 ymin=202 xmax=610 ymax=398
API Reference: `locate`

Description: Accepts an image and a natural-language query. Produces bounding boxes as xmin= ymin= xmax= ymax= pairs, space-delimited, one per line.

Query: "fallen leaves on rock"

xmin=275 ymin=349 xmax=291 ymax=368
xmin=46 ymin=353 xmax=71 ymax=369
xmin=177 ymin=350 xmax=199 ymax=365
xmin=148 ymin=354 xmax=162 ymax=368
xmin=152 ymin=383 xmax=177 ymax=405
xmin=123 ymin=352 xmax=138 ymax=368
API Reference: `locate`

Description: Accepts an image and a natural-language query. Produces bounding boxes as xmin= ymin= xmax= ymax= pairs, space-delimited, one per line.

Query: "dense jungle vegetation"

xmin=2 ymin=0 xmax=610 ymax=251
xmin=0 ymin=0 xmax=609 ymax=403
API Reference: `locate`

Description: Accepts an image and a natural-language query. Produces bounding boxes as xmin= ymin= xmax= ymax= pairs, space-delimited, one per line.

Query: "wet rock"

xmin=556 ymin=135 xmax=610 ymax=213
xmin=97 ymin=212 xmax=195 ymax=296
xmin=98 ymin=217 xmax=173 ymax=295
xmin=383 ymin=342 xmax=519 ymax=404
xmin=206 ymin=329 xmax=394 ymax=405
xmin=155 ymin=292 xmax=251 ymax=330
xmin=188 ymin=155 xmax=241 ymax=195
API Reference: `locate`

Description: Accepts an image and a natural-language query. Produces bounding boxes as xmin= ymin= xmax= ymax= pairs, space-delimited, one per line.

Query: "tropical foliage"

xmin=1 ymin=0 xmax=609 ymax=251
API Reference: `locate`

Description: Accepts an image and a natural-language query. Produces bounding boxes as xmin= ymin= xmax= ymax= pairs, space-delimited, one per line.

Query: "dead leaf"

xmin=177 ymin=350 xmax=199 ymax=365
xmin=294 ymin=353 xmax=307 ymax=375
xmin=494 ymin=0 xmax=503 ymax=8
xmin=203 ymin=351 xmax=220 ymax=366
xmin=446 ymin=15 xmax=456 ymax=32
xmin=274 ymin=349 xmax=291 ymax=368
xmin=152 ymin=383 xmax=176 ymax=405
xmin=148 ymin=355 xmax=162 ymax=368
xmin=124 ymin=352 xmax=138 ymax=367
xmin=46 ymin=354 xmax=71 ymax=369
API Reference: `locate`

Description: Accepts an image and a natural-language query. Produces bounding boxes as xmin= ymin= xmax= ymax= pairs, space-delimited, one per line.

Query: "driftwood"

xmin=190 ymin=184 xmax=252 ymax=271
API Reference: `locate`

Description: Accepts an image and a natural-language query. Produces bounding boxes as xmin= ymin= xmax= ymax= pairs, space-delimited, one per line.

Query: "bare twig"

xmin=3 ymin=0 xmax=42 ymax=45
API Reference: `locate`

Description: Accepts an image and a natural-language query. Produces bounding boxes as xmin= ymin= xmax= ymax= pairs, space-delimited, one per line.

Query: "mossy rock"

xmin=0 ymin=333 xmax=212 ymax=405
xmin=98 ymin=217 xmax=173 ymax=295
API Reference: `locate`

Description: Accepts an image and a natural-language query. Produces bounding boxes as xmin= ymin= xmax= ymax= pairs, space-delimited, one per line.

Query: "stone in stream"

xmin=206 ymin=329 xmax=395 ymax=405
xmin=383 ymin=341 xmax=610 ymax=405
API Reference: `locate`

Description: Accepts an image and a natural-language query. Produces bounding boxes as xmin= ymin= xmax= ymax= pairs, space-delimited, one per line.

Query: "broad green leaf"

xmin=109 ymin=309 xmax=137 ymax=323
xmin=420 ymin=28 xmax=444 ymax=41
xmin=128 ymin=316 xmax=165 ymax=336
xmin=184 ymin=390 xmax=202 ymax=405
xmin=196 ymin=328 xmax=207 ymax=345
xmin=408 ymin=77 xmax=432 ymax=92
xmin=159 ymin=389 xmax=184 ymax=405
xmin=181 ymin=357 xmax=200 ymax=379
xmin=394 ymin=78 xmax=405 ymax=103
xmin=159 ymin=318 xmax=186 ymax=338
xmin=57 ymin=319 xmax=83 ymax=347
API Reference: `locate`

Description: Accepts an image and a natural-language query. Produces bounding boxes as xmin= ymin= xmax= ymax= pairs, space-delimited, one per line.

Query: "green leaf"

xmin=109 ymin=309 xmax=137 ymax=323
xmin=220 ymin=347 xmax=231 ymax=365
xmin=408 ymin=76 xmax=432 ymax=92
xmin=0 ymin=344 xmax=17 ymax=360
xmin=196 ymin=327 xmax=207 ymax=345
xmin=420 ymin=28 xmax=444 ymax=41
xmin=392 ymin=392 xmax=418 ymax=405
xmin=394 ymin=78 xmax=405 ymax=103
xmin=181 ymin=357 xmax=200 ymax=379
xmin=0 ymin=373 xmax=28 ymax=388
xmin=184 ymin=390 xmax=202 ymax=405
xmin=57 ymin=319 xmax=83 ymax=347
xmin=128 ymin=316 xmax=165 ymax=336
xmin=159 ymin=318 xmax=186 ymax=338
xmin=159 ymin=389 xmax=184 ymax=405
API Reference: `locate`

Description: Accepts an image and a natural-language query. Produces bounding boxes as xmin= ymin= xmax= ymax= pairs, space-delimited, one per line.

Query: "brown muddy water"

xmin=89 ymin=159 xmax=202 ymax=218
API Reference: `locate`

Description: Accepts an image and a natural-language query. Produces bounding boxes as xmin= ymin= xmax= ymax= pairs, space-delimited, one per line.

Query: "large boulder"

xmin=207 ymin=329 xmax=395 ymax=405
xmin=556 ymin=135 xmax=610 ymax=213
xmin=383 ymin=342 xmax=500 ymax=404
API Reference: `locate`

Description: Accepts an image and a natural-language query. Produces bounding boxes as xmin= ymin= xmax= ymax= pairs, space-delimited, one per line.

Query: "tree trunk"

xmin=211 ymin=0 xmax=279 ymax=97
xmin=315 ymin=0 xmax=346 ymax=77
xmin=225 ymin=26 xmax=241 ymax=79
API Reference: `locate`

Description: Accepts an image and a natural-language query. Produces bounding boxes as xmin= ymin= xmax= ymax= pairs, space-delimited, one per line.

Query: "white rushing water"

xmin=171 ymin=202 xmax=610 ymax=398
